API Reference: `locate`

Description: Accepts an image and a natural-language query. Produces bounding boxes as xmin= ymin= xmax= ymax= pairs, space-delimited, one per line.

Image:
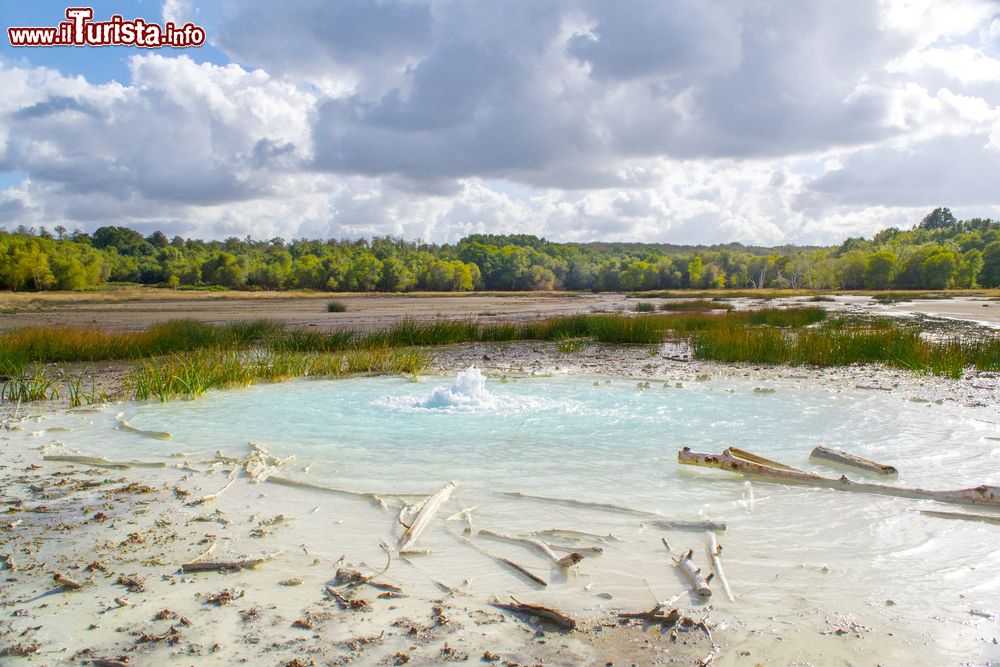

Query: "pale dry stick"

xmin=526 ymin=528 xmax=622 ymax=542
xmin=678 ymin=447 xmax=1000 ymax=507
xmin=706 ymin=532 xmax=735 ymax=602
xmin=264 ymin=475 xmax=418 ymax=510
xmin=399 ymin=481 xmax=457 ymax=551
xmin=187 ymin=469 xmax=240 ymax=507
xmin=662 ymin=538 xmax=712 ymax=598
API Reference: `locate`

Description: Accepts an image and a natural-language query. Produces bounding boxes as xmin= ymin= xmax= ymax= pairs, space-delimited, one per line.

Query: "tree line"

xmin=1 ymin=208 xmax=999 ymax=292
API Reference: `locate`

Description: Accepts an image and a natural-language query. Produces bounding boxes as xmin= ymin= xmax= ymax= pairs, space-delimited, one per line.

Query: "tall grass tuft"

xmin=658 ymin=300 xmax=734 ymax=312
xmin=327 ymin=300 xmax=348 ymax=313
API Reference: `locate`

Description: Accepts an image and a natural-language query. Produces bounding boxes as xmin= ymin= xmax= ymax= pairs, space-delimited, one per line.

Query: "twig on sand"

xmin=187 ymin=470 xmax=239 ymax=507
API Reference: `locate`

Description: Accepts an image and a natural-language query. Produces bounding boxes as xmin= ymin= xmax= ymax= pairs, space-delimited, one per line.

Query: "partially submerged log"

xmin=810 ymin=446 xmax=898 ymax=476
xmin=265 ymin=475 xmax=414 ymax=510
xmin=400 ymin=482 xmax=457 ymax=551
xmin=678 ymin=447 xmax=1000 ymax=507
xmin=525 ymin=528 xmax=622 ymax=543
xmin=474 ymin=528 xmax=585 ymax=568
xmin=493 ymin=598 xmax=576 ymax=630
xmin=919 ymin=509 xmax=1000 ymax=525
xmin=503 ymin=491 xmax=660 ymax=517
xmin=649 ymin=519 xmax=727 ymax=532
xmin=116 ymin=417 xmax=171 ymax=441
xmin=663 ymin=539 xmax=712 ymax=598
xmin=706 ymin=533 xmax=735 ymax=602
xmin=726 ymin=447 xmax=802 ymax=472
xmin=42 ymin=454 xmax=167 ymax=470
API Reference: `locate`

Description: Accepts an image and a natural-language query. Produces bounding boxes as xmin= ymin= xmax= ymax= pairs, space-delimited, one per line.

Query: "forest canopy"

xmin=1 ymin=208 xmax=999 ymax=292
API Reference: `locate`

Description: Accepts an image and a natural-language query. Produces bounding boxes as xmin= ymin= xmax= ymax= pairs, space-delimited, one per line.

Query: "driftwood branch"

xmin=706 ymin=533 xmax=735 ymax=602
xmin=400 ymin=481 xmax=457 ymax=551
xmin=474 ymin=528 xmax=585 ymax=567
xmin=492 ymin=598 xmax=576 ymax=630
xmin=502 ymin=491 xmax=660 ymax=517
xmin=663 ymin=539 xmax=712 ymax=598
xmin=678 ymin=447 xmax=1000 ymax=507
xmin=810 ymin=446 xmax=898 ymax=476
xmin=649 ymin=519 xmax=727 ymax=532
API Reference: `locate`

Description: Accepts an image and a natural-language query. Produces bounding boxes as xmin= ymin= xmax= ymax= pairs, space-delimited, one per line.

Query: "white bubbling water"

xmin=413 ymin=366 xmax=493 ymax=409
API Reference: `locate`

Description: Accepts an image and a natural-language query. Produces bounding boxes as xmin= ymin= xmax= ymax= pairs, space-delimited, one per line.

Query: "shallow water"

xmin=30 ymin=370 xmax=1000 ymax=663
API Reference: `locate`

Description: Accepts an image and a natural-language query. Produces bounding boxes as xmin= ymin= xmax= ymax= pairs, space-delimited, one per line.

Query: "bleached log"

xmin=919 ymin=509 xmax=1000 ymax=525
xmin=706 ymin=533 xmax=735 ymax=602
xmin=810 ymin=446 xmax=898 ymax=476
xmin=663 ymin=539 xmax=712 ymax=598
xmin=116 ymin=417 xmax=171 ymax=441
xmin=43 ymin=454 xmax=167 ymax=470
xmin=678 ymin=447 xmax=1000 ymax=507
xmin=649 ymin=519 xmax=727 ymax=532
xmin=399 ymin=481 xmax=457 ymax=551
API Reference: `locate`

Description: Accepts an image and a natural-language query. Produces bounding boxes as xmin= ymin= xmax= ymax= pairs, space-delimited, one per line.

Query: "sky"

xmin=1 ymin=0 xmax=999 ymax=246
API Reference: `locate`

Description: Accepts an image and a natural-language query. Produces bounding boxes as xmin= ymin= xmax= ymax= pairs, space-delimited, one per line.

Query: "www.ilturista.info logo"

xmin=7 ymin=7 xmax=206 ymax=48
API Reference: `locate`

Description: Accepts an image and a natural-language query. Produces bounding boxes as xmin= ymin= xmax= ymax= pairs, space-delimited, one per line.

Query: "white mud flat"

xmin=1 ymin=366 xmax=999 ymax=665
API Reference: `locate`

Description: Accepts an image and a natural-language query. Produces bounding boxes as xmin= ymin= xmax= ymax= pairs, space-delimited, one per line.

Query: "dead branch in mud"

xmin=618 ymin=605 xmax=682 ymax=626
xmin=492 ymin=598 xmax=576 ymax=630
xmin=810 ymin=446 xmax=898 ymax=476
xmin=678 ymin=447 xmax=1000 ymax=507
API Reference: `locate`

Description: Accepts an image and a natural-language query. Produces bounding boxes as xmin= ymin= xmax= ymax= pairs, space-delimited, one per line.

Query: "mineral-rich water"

xmin=25 ymin=370 xmax=1000 ymax=663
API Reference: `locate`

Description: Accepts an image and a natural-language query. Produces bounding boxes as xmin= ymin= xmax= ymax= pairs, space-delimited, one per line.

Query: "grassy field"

xmin=2 ymin=305 xmax=997 ymax=405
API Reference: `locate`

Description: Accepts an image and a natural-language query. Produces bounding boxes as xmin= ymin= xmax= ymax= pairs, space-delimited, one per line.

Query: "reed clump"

xmin=658 ymin=299 xmax=734 ymax=312
xmin=129 ymin=348 xmax=429 ymax=401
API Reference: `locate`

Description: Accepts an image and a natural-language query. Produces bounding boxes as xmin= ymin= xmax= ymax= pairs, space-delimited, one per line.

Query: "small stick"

xmin=663 ymin=539 xmax=712 ymax=598
xmin=706 ymin=532 xmax=735 ymax=602
xmin=810 ymin=445 xmax=898 ymax=476
xmin=187 ymin=470 xmax=239 ymax=507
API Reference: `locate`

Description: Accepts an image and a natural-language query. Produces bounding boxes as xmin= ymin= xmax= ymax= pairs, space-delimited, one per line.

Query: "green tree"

xmin=864 ymin=251 xmax=896 ymax=289
xmin=979 ymin=241 xmax=1000 ymax=287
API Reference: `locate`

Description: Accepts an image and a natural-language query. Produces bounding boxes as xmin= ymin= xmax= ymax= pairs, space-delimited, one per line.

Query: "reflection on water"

xmin=41 ymin=369 xmax=1000 ymax=663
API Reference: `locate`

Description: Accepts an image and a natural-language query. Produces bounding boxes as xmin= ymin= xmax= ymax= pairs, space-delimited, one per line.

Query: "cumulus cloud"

xmin=0 ymin=0 xmax=998 ymax=243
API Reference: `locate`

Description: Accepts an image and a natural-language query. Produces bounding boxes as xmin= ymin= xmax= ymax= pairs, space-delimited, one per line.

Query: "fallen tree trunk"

xmin=400 ymin=481 xmax=457 ymax=551
xmin=810 ymin=446 xmax=898 ymax=476
xmin=678 ymin=447 xmax=1000 ymax=507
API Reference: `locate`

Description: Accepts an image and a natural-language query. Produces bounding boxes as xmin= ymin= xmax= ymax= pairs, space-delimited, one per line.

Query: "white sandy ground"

xmin=1 ymin=339 xmax=999 ymax=667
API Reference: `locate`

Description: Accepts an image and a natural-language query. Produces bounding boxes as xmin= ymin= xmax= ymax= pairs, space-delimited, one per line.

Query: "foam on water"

xmin=411 ymin=366 xmax=494 ymax=410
